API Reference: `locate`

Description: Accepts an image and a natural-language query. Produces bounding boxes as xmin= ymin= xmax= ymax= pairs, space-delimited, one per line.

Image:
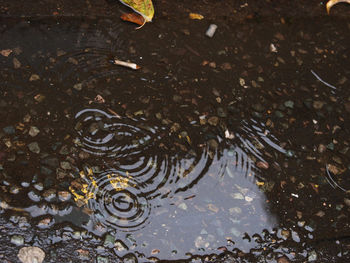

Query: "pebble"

xmin=29 ymin=126 xmax=40 ymax=137
xmin=114 ymin=240 xmax=128 ymax=251
xmin=178 ymin=203 xmax=188 ymax=210
xmin=313 ymin=101 xmax=325 ymax=110
xmin=28 ymin=142 xmax=40 ymax=154
xmin=208 ymin=116 xmax=219 ymax=126
xmin=284 ymin=100 xmax=294 ymax=108
xmin=104 ymin=234 xmax=116 ymax=248
xmin=73 ymin=83 xmax=83 ymax=91
xmin=18 ymin=246 xmax=45 ymax=263
xmin=29 ymin=74 xmax=40 ymax=81
xmin=205 ymin=24 xmax=217 ymax=38
xmin=308 ymin=250 xmax=317 ymax=261
xmin=11 ymin=235 xmax=24 ymax=246
xmin=60 ymin=161 xmax=71 ymax=170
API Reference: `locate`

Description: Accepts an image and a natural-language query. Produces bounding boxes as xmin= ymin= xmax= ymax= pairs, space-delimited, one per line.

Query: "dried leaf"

xmin=0 ymin=49 xmax=12 ymax=57
xmin=119 ymin=0 xmax=154 ymax=22
xmin=120 ymin=12 xmax=145 ymax=25
xmin=189 ymin=13 xmax=204 ymax=20
xmin=326 ymin=0 xmax=350 ymax=13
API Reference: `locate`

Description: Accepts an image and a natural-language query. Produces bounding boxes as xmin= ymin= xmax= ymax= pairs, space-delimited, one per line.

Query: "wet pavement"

xmin=0 ymin=0 xmax=350 ymax=262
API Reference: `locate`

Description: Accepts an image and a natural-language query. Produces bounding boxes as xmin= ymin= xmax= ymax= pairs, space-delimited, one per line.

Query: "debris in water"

xmin=205 ymin=24 xmax=217 ymax=38
xmin=326 ymin=0 xmax=350 ymax=14
xmin=189 ymin=13 xmax=204 ymax=20
xmin=0 ymin=49 xmax=12 ymax=57
xmin=111 ymin=59 xmax=140 ymax=70
xmin=18 ymin=246 xmax=45 ymax=263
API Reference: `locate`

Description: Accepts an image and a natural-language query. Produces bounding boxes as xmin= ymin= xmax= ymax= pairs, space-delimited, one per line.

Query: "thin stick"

xmin=112 ymin=59 xmax=140 ymax=70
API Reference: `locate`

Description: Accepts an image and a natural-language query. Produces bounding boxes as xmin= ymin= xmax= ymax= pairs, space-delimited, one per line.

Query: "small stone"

xmin=18 ymin=246 xmax=45 ymax=263
xmin=29 ymin=126 xmax=40 ymax=137
xmin=59 ymin=145 xmax=69 ymax=155
xmin=28 ymin=142 xmax=40 ymax=154
xmin=239 ymin=78 xmax=245 ymax=87
xmin=60 ymin=161 xmax=71 ymax=170
xmin=284 ymin=100 xmax=294 ymax=108
xmin=29 ymin=74 xmax=40 ymax=81
xmin=73 ymin=83 xmax=83 ymax=91
xmin=178 ymin=203 xmax=187 ymax=210
xmin=281 ymin=229 xmax=290 ymax=239
xmin=11 ymin=235 xmax=24 ymax=246
xmin=114 ymin=240 xmax=128 ymax=251
xmin=313 ymin=101 xmax=325 ymax=110
xmin=308 ymin=250 xmax=317 ymax=261
xmin=208 ymin=116 xmax=219 ymax=126
xmin=104 ymin=234 xmax=116 ymax=248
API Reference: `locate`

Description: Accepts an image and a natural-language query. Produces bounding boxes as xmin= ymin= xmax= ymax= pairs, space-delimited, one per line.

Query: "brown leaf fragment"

xmin=189 ymin=13 xmax=204 ymax=20
xmin=326 ymin=0 xmax=350 ymax=14
xmin=0 ymin=49 xmax=12 ymax=57
xmin=120 ymin=13 xmax=145 ymax=26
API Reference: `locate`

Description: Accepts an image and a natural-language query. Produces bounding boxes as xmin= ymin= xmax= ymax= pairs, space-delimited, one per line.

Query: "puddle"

xmin=1 ymin=5 xmax=350 ymax=262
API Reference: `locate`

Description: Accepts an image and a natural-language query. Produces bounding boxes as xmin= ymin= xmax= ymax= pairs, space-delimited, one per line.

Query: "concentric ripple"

xmin=75 ymin=109 xmax=161 ymax=158
xmin=86 ymin=170 xmax=150 ymax=231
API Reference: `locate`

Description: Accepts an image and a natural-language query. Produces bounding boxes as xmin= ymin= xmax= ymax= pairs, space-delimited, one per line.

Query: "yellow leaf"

xmin=326 ymin=0 xmax=350 ymax=14
xmin=189 ymin=13 xmax=204 ymax=20
xmin=119 ymin=0 xmax=154 ymax=22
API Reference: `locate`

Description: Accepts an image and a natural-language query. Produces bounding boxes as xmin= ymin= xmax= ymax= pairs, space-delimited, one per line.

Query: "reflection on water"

xmin=1 ymin=15 xmax=350 ymax=262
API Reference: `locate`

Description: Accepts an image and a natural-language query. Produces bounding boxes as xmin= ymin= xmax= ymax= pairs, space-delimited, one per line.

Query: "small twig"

xmin=111 ymin=59 xmax=140 ymax=70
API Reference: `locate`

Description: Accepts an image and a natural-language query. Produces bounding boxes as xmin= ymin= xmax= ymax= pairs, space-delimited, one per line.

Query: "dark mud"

xmin=1 ymin=0 xmax=350 ymax=262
